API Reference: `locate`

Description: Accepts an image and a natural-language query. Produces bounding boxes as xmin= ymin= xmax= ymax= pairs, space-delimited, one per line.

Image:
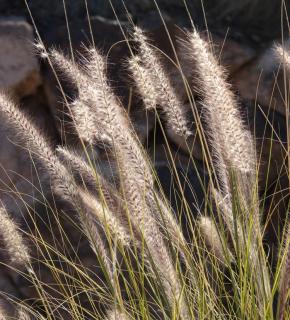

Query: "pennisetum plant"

xmin=0 ymin=15 xmax=288 ymax=320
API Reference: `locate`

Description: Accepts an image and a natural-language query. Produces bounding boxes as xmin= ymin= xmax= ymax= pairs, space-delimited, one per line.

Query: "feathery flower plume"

xmin=57 ymin=146 xmax=117 ymax=192
xmin=0 ymin=93 xmax=113 ymax=281
xmin=0 ymin=205 xmax=30 ymax=267
xmin=79 ymin=189 xmax=131 ymax=247
xmin=50 ymin=49 xmax=89 ymax=89
xmin=133 ymin=27 xmax=191 ymax=138
xmin=278 ymin=221 xmax=290 ymax=320
xmin=185 ymin=30 xmax=256 ymax=172
xmin=184 ymin=29 xmax=271 ymax=310
xmin=146 ymin=191 xmax=189 ymax=258
xmin=57 ymin=146 xmax=99 ymax=188
xmin=52 ymin=48 xmax=153 ymax=188
xmin=183 ymin=30 xmax=263 ymax=253
xmin=51 ymin=47 xmax=190 ymax=317
xmin=82 ymin=48 xmax=154 ymax=187
xmin=57 ymin=146 xmax=130 ymax=232
xmin=69 ymin=100 xmax=101 ymax=144
xmin=82 ymin=48 xmax=190 ymax=318
xmin=17 ymin=306 xmax=31 ymax=320
xmin=275 ymin=41 xmax=290 ymax=72
xmin=184 ymin=30 xmax=257 ymax=202
xmin=82 ymin=48 xmax=128 ymax=138
xmin=51 ymin=50 xmax=114 ymax=144
xmin=198 ymin=215 xmax=231 ymax=265
xmin=128 ymin=55 xmax=159 ymax=110
xmin=105 ymin=307 xmax=129 ymax=320
xmin=0 ymin=303 xmax=7 ymax=320
xmin=50 ymin=50 xmax=112 ymax=145
xmin=0 ymin=94 xmax=76 ymax=202
xmin=79 ymin=205 xmax=114 ymax=280
xmin=116 ymin=148 xmax=190 ymax=319
xmin=34 ymin=41 xmax=49 ymax=60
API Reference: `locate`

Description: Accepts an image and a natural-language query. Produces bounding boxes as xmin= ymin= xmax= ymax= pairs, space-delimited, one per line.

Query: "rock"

xmin=154 ymin=148 xmax=209 ymax=241
xmin=231 ymin=45 xmax=288 ymax=117
xmin=213 ymin=35 xmax=256 ymax=74
xmin=0 ymin=0 xmax=288 ymax=45
xmin=0 ymin=17 xmax=41 ymax=97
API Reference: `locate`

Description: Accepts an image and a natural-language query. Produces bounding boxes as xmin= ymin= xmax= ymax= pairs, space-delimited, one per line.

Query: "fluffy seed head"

xmin=0 ymin=206 xmax=30 ymax=266
xmin=199 ymin=215 xmax=231 ymax=265
xmin=128 ymin=55 xmax=159 ymax=109
xmin=0 ymin=93 xmax=79 ymax=202
xmin=275 ymin=41 xmax=290 ymax=72
xmin=184 ymin=30 xmax=256 ymax=176
xmin=79 ymin=189 xmax=131 ymax=246
xmin=17 ymin=306 xmax=31 ymax=320
xmin=133 ymin=27 xmax=191 ymax=138
xmin=0 ymin=93 xmax=113 ymax=281
xmin=106 ymin=308 xmax=129 ymax=320
xmin=278 ymin=222 xmax=290 ymax=320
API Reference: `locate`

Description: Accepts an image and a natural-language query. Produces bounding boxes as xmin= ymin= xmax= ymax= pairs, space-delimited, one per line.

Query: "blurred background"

xmin=0 ymin=0 xmax=288 ymax=44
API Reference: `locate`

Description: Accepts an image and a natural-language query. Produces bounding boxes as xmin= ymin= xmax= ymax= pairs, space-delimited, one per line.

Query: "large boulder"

xmin=231 ymin=45 xmax=288 ymax=117
xmin=0 ymin=17 xmax=41 ymax=97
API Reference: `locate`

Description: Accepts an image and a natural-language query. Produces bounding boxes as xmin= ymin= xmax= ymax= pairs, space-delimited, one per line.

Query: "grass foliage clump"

xmin=0 ymin=14 xmax=289 ymax=320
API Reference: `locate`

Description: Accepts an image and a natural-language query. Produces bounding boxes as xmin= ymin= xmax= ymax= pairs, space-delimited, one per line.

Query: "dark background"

xmin=0 ymin=0 xmax=289 ymax=46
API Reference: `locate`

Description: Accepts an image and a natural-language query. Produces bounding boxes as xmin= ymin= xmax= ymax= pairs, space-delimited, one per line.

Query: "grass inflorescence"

xmin=0 ymin=5 xmax=289 ymax=319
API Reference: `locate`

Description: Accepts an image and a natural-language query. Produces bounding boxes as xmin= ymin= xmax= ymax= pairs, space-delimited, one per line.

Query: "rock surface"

xmin=0 ymin=17 xmax=41 ymax=97
xmin=231 ymin=46 xmax=288 ymax=117
xmin=0 ymin=0 xmax=288 ymax=45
